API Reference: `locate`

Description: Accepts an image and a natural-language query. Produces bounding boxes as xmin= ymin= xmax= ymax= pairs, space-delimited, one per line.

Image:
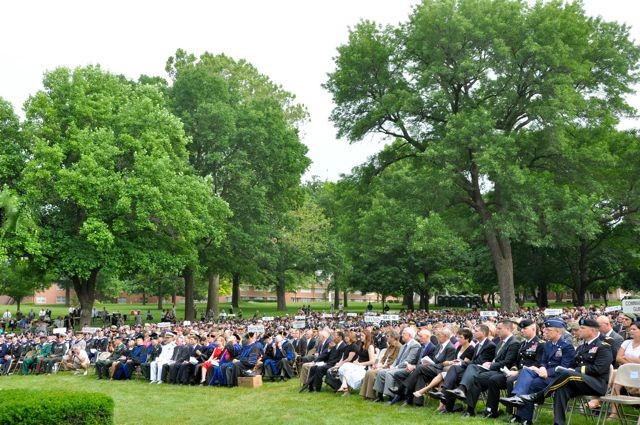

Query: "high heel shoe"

xmin=413 ymin=390 xmax=425 ymax=398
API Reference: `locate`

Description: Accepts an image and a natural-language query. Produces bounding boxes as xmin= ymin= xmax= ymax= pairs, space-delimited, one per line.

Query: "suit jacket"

xmin=171 ymin=345 xmax=190 ymax=363
xmin=427 ymin=341 xmax=457 ymax=370
xmin=420 ymin=341 xmax=436 ymax=361
xmin=380 ymin=341 xmax=401 ymax=367
xmin=601 ymin=330 xmax=624 ymax=365
xmin=431 ymin=342 xmax=457 ymax=364
xmin=471 ymin=339 xmax=496 ymax=364
xmin=314 ymin=338 xmax=333 ymax=363
xmin=391 ymin=338 xmax=421 ymax=369
xmin=326 ymin=341 xmax=347 ymax=367
xmin=488 ymin=335 xmax=520 ymax=371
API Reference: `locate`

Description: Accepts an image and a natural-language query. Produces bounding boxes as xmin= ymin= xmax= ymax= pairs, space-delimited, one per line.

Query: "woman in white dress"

xmin=337 ymin=330 xmax=375 ymax=393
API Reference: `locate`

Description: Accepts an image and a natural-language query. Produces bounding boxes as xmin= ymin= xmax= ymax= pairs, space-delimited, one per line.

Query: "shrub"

xmin=0 ymin=389 xmax=114 ymax=425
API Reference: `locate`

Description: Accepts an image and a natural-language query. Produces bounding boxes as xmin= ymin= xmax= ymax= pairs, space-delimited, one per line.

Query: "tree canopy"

xmin=325 ymin=0 xmax=640 ymax=311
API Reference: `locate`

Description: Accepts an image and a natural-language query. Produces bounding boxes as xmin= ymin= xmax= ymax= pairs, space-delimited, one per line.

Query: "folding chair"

xmin=597 ymin=364 xmax=640 ymax=425
xmin=568 ymin=365 xmax=615 ymax=425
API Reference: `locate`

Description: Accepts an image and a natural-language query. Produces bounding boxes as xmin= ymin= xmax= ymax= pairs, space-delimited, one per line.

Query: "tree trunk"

xmin=232 ymin=272 xmax=240 ymax=308
xmin=537 ymin=281 xmax=549 ymax=308
xmin=471 ymin=167 xmax=516 ymax=313
xmin=157 ymin=280 xmax=163 ymax=311
xmin=141 ymin=287 xmax=146 ymax=306
xmin=343 ymin=290 xmax=348 ymax=309
xmin=183 ymin=266 xmax=195 ymax=321
xmin=419 ymin=289 xmax=427 ymax=310
xmin=423 ymin=271 xmax=430 ymax=312
xmin=404 ymin=288 xmax=414 ymax=311
xmin=65 ymin=284 xmax=71 ymax=307
xmin=207 ymin=272 xmax=220 ymax=316
xmin=332 ymin=273 xmax=340 ymax=310
xmin=72 ymin=268 xmax=100 ymax=328
xmin=484 ymin=228 xmax=516 ymax=312
xmin=276 ymin=269 xmax=286 ymax=311
xmin=15 ymin=297 xmax=22 ymax=312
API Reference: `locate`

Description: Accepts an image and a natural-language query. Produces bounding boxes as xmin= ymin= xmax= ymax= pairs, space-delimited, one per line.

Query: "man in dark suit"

xmin=303 ymin=331 xmax=346 ymax=393
xmin=445 ymin=319 xmax=521 ymax=417
xmin=597 ymin=315 xmax=624 ymax=365
xmin=477 ymin=319 xmax=544 ymax=418
xmin=163 ymin=336 xmax=190 ymax=383
xmin=516 ymin=318 xmax=613 ymax=425
xmin=389 ymin=328 xmax=456 ymax=405
xmin=298 ymin=330 xmax=331 ymax=385
xmin=431 ymin=324 xmax=496 ymax=403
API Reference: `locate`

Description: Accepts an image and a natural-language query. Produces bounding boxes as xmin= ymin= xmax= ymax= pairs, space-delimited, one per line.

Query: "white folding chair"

xmin=597 ymin=364 xmax=640 ymax=425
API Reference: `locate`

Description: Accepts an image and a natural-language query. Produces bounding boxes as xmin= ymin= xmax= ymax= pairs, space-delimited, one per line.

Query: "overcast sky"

xmin=1 ymin=0 xmax=638 ymax=181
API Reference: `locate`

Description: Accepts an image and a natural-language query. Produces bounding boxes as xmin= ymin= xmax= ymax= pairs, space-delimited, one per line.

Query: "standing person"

xmin=516 ymin=318 xmax=613 ymax=425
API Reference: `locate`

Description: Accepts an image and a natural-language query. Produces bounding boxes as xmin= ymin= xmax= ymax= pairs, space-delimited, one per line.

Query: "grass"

xmin=0 ymin=372 xmax=592 ymax=425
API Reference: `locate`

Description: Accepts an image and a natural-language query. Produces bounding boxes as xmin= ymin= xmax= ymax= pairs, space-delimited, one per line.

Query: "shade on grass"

xmin=0 ymin=374 xmax=585 ymax=425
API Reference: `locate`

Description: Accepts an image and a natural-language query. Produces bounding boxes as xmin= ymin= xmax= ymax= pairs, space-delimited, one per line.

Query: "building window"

xmin=35 ymin=296 xmax=46 ymax=304
xmin=117 ymin=298 xmax=128 ymax=304
xmin=56 ymin=296 xmax=66 ymax=304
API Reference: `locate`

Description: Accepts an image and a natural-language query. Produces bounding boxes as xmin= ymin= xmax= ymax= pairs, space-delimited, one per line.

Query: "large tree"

xmin=165 ymin=50 xmax=309 ymax=313
xmin=325 ymin=0 xmax=640 ymax=311
xmin=19 ymin=66 xmax=229 ymax=326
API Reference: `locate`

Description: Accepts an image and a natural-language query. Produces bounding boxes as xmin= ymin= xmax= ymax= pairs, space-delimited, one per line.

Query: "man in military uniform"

xmin=21 ymin=335 xmax=44 ymax=374
xmin=500 ymin=319 xmax=576 ymax=425
xmin=515 ymin=318 xmax=612 ymax=425
xmin=35 ymin=335 xmax=54 ymax=374
xmin=95 ymin=334 xmax=127 ymax=379
xmin=141 ymin=334 xmax=162 ymax=380
xmin=40 ymin=334 xmax=68 ymax=374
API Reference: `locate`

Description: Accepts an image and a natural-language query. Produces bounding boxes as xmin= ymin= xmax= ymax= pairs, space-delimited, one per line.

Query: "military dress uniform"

xmin=141 ymin=342 xmax=162 ymax=380
xmin=501 ymin=319 xmax=576 ymax=424
xmin=519 ymin=319 xmax=612 ymax=425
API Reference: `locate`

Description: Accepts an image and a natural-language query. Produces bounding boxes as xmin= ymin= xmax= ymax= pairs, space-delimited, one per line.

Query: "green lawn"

xmin=0 ymin=373 xmax=591 ymax=425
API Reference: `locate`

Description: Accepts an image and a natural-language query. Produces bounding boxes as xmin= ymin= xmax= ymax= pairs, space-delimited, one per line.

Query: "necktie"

xmin=495 ymin=340 xmax=505 ymax=358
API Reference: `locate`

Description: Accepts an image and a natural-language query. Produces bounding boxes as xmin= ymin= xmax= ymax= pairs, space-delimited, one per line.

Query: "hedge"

xmin=0 ymin=389 xmax=114 ymax=425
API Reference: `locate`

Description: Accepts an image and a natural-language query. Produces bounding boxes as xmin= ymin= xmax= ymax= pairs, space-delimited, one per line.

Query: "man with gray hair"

xmin=373 ymin=327 xmax=421 ymax=402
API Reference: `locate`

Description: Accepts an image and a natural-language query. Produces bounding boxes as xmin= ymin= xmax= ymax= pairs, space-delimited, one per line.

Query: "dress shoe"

xmin=389 ymin=386 xmax=402 ymax=395
xmin=520 ymin=420 xmax=532 ymax=425
xmin=446 ymin=388 xmax=467 ymax=400
xmin=501 ymin=396 xmax=525 ymax=406
xmin=388 ymin=395 xmax=403 ymax=405
xmin=299 ymin=383 xmax=310 ymax=393
xmin=461 ymin=411 xmax=475 ymax=417
xmin=483 ymin=410 xmax=502 ymax=418
xmin=374 ymin=397 xmax=385 ymax=403
xmin=519 ymin=392 xmax=545 ymax=404
xmin=429 ymin=390 xmax=446 ymax=400
xmin=505 ymin=415 xmax=521 ymax=423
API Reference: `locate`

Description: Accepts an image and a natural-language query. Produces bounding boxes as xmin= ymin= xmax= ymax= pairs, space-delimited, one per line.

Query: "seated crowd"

xmin=0 ymin=304 xmax=635 ymax=425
